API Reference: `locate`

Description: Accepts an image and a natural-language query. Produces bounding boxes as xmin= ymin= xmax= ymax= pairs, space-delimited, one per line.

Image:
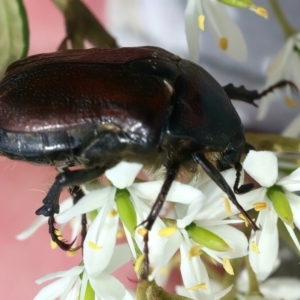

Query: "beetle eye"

xmin=221 ymin=150 xmax=239 ymax=167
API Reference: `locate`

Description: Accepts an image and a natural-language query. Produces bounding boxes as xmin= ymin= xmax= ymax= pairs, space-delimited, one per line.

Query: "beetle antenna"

xmin=233 ymin=162 xmax=254 ymax=194
xmin=138 ymin=161 xmax=180 ymax=279
xmin=193 ymin=152 xmax=259 ymax=231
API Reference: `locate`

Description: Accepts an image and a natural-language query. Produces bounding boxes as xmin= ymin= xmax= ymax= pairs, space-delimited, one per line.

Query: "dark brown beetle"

xmin=0 ymin=46 xmax=293 ymax=277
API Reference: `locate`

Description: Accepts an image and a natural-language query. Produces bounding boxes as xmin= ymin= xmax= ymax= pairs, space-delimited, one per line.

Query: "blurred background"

xmin=0 ymin=0 xmax=300 ymax=299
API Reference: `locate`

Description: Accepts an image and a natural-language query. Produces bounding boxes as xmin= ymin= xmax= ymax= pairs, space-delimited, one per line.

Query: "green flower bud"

xmin=186 ymin=223 xmax=232 ymax=252
xmin=218 ymin=0 xmax=253 ymax=9
xmin=84 ymin=280 xmax=95 ymax=300
xmin=267 ymin=185 xmax=294 ymax=228
xmin=115 ymin=189 xmax=137 ymax=235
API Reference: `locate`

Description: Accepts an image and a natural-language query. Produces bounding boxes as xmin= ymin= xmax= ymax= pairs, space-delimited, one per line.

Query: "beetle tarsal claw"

xmin=48 ymin=215 xmax=80 ymax=251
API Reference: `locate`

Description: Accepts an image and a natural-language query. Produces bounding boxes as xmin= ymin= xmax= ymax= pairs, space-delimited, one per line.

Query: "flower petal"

xmin=35 ymin=266 xmax=84 ymax=284
xmin=277 ymin=167 xmax=300 ymax=192
xmin=56 ymin=187 xmax=113 ymax=224
xmin=180 ymin=231 xmax=214 ymax=300
xmin=249 ymin=204 xmax=279 ymax=281
xmin=34 ymin=276 xmax=77 ymax=300
xmin=243 ymin=151 xmax=278 ymax=187
xmin=105 ymin=244 xmax=132 ymax=274
xmin=203 ymin=0 xmax=247 ymax=61
xmin=89 ymin=272 xmax=126 ymax=300
xmin=130 ymin=180 xmax=205 ymax=204
xmin=184 ymin=0 xmax=201 ymax=62
xmin=105 ymin=161 xmax=143 ymax=189
xmin=260 ymin=277 xmax=300 ymax=300
xmin=83 ymin=191 xmax=118 ymax=276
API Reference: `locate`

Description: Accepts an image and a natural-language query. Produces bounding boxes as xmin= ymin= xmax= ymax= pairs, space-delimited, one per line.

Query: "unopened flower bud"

xmin=186 ymin=223 xmax=232 ymax=252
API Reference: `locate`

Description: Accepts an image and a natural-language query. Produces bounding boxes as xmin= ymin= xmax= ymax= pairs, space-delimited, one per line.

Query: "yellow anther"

xmin=198 ymin=14 xmax=205 ymax=31
xmin=188 ymin=282 xmax=208 ymax=291
xmin=238 ymin=213 xmax=249 ymax=227
xmin=251 ymin=240 xmax=260 ymax=254
xmin=117 ymin=227 xmax=125 ymax=239
xmin=134 ymin=254 xmax=145 ymax=274
xmin=223 ymin=195 xmax=232 ymax=214
xmin=189 ymin=245 xmax=203 ymax=258
xmin=253 ymin=202 xmax=267 ymax=211
xmin=137 ymin=228 xmax=148 ymax=237
xmin=285 ymin=97 xmax=298 ymax=107
xmin=253 ymin=6 xmax=268 ymax=19
xmin=219 ymin=37 xmax=228 ymax=51
xmin=108 ymin=209 xmax=118 ymax=217
xmin=67 ymin=250 xmax=78 ymax=257
xmin=50 ymin=239 xmax=58 ymax=249
xmin=158 ymin=227 xmax=177 ymax=237
xmin=223 ymin=257 xmax=234 ymax=275
xmin=88 ymin=241 xmax=103 ymax=250
xmin=159 ymin=267 xmax=169 ymax=274
xmin=50 ymin=230 xmax=62 ymax=249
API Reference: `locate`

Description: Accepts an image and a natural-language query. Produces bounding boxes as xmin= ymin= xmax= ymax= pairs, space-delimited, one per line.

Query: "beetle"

xmin=0 ymin=46 xmax=294 ymax=277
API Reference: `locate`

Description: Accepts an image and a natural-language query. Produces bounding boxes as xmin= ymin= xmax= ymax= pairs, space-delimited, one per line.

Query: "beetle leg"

xmin=36 ymin=167 xmax=105 ymax=217
xmin=139 ymin=161 xmax=180 ymax=279
xmin=192 ymin=152 xmax=259 ymax=231
xmin=223 ymin=80 xmax=297 ymax=106
xmin=35 ymin=167 xmax=105 ymax=250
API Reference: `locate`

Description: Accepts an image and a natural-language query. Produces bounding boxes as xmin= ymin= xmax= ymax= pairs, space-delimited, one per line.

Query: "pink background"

xmin=0 ymin=1 xmax=115 ymax=299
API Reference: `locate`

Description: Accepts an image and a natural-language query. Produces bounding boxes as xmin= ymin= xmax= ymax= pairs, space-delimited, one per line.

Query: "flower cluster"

xmin=17 ymin=150 xmax=300 ymax=300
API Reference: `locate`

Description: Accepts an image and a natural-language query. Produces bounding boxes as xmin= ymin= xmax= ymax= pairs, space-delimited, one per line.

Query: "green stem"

xmin=269 ymin=0 xmax=296 ymax=38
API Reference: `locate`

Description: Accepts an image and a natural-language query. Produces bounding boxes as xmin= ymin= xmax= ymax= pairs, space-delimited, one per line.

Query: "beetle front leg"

xmin=35 ymin=167 xmax=105 ymax=250
xmin=192 ymin=152 xmax=259 ymax=231
xmin=36 ymin=167 xmax=105 ymax=217
xmin=223 ymin=80 xmax=297 ymax=106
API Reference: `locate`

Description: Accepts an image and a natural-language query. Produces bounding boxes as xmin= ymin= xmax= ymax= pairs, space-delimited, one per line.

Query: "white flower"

xmin=257 ymin=32 xmax=300 ymax=120
xmin=243 ymin=150 xmax=300 ymax=281
xmin=237 ymin=268 xmax=300 ymax=300
xmin=16 ymin=197 xmax=84 ymax=249
xmin=145 ymin=168 xmax=249 ymax=299
xmin=184 ymin=0 xmax=247 ymax=62
xmin=34 ymin=244 xmax=133 ymax=300
xmin=34 ymin=265 xmax=84 ymax=300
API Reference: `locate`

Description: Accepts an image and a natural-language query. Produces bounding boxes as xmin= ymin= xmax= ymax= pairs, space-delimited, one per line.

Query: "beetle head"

xmin=220 ymin=129 xmax=245 ymax=168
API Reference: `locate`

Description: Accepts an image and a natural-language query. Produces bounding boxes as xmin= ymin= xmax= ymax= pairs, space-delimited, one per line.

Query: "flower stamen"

xmin=238 ymin=213 xmax=249 ymax=227
xmin=88 ymin=241 xmax=102 ymax=250
xmin=285 ymin=97 xmax=298 ymax=107
xmin=253 ymin=202 xmax=267 ymax=211
xmin=251 ymin=240 xmax=260 ymax=254
xmin=188 ymin=282 xmax=208 ymax=291
xmin=189 ymin=245 xmax=203 ymax=258
xmin=198 ymin=14 xmax=205 ymax=31
xmin=223 ymin=196 xmax=232 ymax=214
xmin=219 ymin=37 xmax=228 ymax=51
xmin=223 ymin=257 xmax=234 ymax=275
xmin=134 ymin=254 xmax=145 ymax=274
xmin=158 ymin=227 xmax=177 ymax=237
xmin=108 ymin=209 xmax=118 ymax=218
xmin=137 ymin=228 xmax=148 ymax=237
xmin=250 ymin=5 xmax=268 ymax=19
